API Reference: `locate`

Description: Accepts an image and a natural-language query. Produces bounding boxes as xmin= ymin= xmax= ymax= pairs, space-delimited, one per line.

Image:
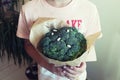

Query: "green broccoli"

xmin=37 ymin=27 xmax=87 ymax=61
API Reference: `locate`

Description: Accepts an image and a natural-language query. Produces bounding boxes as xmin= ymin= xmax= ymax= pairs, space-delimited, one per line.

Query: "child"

xmin=17 ymin=0 xmax=102 ymax=80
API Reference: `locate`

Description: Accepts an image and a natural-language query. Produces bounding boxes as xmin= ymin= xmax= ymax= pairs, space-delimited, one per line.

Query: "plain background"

xmin=87 ymin=0 xmax=120 ymax=80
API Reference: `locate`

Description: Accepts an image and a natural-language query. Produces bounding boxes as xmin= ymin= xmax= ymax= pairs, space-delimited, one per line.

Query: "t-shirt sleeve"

xmin=85 ymin=6 xmax=102 ymax=62
xmin=85 ymin=6 xmax=102 ymax=37
xmin=16 ymin=9 xmax=30 ymax=39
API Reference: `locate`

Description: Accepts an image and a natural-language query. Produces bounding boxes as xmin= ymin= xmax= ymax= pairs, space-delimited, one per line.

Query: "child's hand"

xmin=53 ymin=67 xmax=65 ymax=77
xmin=62 ymin=62 xmax=87 ymax=80
xmin=48 ymin=64 xmax=65 ymax=77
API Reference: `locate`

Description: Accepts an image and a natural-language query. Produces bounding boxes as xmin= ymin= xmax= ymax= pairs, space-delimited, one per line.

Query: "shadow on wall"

xmin=87 ymin=62 xmax=105 ymax=80
xmin=103 ymin=31 xmax=120 ymax=80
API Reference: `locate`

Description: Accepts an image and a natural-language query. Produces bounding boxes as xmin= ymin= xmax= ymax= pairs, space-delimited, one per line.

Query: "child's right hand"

xmin=47 ymin=63 xmax=65 ymax=77
xmin=53 ymin=66 xmax=65 ymax=77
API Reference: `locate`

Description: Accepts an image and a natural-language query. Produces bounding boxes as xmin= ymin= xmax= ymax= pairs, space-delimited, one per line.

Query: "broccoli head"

xmin=37 ymin=27 xmax=87 ymax=61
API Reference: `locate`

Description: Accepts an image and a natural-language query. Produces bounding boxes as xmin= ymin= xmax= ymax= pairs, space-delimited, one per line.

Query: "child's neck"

xmin=45 ymin=0 xmax=72 ymax=8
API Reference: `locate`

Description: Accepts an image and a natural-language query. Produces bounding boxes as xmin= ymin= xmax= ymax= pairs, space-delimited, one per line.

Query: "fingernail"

xmin=70 ymin=66 xmax=74 ymax=69
xmin=63 ymin=70 xmax=66 ymax=73
xmin=63 ymin=66 xmax=66 ymax=69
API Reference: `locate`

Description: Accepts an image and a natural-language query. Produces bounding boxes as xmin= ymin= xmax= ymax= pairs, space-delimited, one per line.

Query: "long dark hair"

xmin=0 ymin=0 xmax=32 ymax=65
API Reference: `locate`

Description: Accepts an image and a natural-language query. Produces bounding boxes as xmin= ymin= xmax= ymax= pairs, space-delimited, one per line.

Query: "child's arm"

xmin=24 ymin=39 xmax=63 ymax=76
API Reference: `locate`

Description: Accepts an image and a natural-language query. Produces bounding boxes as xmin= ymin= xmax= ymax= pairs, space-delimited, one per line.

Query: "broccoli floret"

xmin=40 ymin=37 xmax=51 ymax=47
xmin=37 ymin=27 xmax=87 ymax=61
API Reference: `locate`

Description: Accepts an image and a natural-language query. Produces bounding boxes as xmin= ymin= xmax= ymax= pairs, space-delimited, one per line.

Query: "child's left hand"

xmin=62 ymin=62 xmax=87 ymax=80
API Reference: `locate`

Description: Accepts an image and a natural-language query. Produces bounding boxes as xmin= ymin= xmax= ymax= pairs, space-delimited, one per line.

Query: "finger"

xmin=76 ymin=62 xmax=86 ymax=68
xmin=75 ymin=62 xmax=87 ymax=73
xmin=63 ymin=66 xmax=77 ymax=75
xmin=63 ymin=70 xmax=76 ymax=80
xmin=64 ymin=62 xmax=87 ymax=74
xmin=53 ymin=67 xmax=63 ymax=76
xmin=57 ymin=67 xmax=65 ymax=76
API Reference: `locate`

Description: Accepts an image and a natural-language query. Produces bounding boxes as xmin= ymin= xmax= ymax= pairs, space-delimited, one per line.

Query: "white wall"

xmin=87 ymin=0 xmax=120 ymax=80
